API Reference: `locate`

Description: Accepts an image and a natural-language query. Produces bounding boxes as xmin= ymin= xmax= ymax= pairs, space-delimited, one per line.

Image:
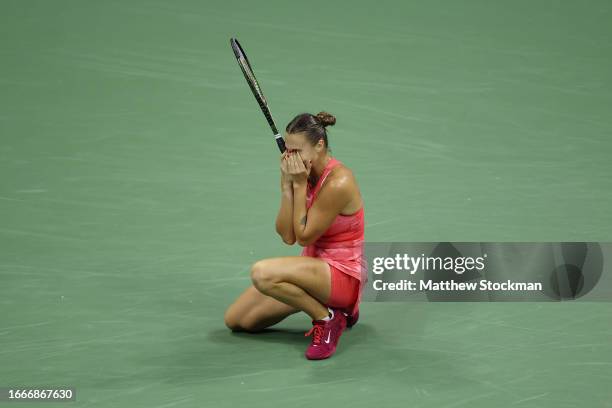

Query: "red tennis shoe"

xmin=304 ymin=309 xmax=347 ymax=360
xmin=344 ymin=308 xmax=359 ymax=328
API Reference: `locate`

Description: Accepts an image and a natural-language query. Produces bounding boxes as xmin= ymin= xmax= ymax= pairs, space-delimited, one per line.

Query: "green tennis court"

xmin=1 ymin=1 xmax=611 ymax=406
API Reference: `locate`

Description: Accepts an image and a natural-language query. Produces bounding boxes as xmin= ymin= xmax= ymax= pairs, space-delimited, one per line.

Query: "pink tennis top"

xmin=300 ymin=157 xmax=366 ymax=315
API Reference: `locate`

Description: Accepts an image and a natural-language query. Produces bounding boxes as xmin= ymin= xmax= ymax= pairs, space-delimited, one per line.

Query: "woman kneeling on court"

xmin=224 ymin=111 xmax=365 ymax=360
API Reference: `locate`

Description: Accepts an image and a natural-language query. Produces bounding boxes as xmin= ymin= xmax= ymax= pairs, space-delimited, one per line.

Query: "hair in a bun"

xmin=315 ymin=111 xmax=336 ymax=128
xmin=285 ymin=110 xmax=337 ymax=149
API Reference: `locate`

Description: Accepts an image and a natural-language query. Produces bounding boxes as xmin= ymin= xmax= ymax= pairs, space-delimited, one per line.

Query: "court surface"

xmin=1 ymin=1 xmax=611 ymax=407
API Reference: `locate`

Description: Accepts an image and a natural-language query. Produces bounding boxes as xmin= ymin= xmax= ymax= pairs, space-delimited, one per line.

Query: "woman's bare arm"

xmin=288 ymin=152 xmax=353 ymax=247
xmin=275 ymin=153 xmax=296 ymax=245
xmin=292 ymin=174 xmax=351 ymax=246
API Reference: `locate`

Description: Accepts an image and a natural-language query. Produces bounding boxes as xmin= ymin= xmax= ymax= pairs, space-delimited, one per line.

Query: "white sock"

xmin=321 ymin=308 xmax=333 ymax=321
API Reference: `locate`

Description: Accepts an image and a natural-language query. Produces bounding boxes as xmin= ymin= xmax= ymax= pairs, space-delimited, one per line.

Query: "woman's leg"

xmin=224 ymin=286 xmax=299 ymax=332
xmin=249 ymin=256 xmax=332 ymax=321
xmin=224 ymin=256 xmax=332 ymax=332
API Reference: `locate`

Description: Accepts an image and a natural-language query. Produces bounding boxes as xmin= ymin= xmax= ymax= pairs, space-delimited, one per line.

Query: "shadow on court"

xmin=121 ymin=320 xmax=461 ymax=390
xmin=207 ymin=322 xmax=378 ymax=355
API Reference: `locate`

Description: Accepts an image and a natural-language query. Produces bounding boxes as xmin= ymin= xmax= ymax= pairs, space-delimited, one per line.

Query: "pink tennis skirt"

xmin=326 ymin=264 xmax=359 ymax=310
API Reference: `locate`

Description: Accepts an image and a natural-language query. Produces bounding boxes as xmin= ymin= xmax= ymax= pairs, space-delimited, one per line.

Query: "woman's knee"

xmin=250 ymin=260 xmax=278 ymax=294
xmin=223 ymin=304 xmax=242 ymax=331
xmin=224 ymin=308 xmax=261 ymax=333
xmin=224 ymin=307 xmax=254 ymax=332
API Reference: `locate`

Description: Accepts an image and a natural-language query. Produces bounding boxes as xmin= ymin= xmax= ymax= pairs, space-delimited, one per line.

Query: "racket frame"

xmin=230 ymin=38 xmax=286 ymax=153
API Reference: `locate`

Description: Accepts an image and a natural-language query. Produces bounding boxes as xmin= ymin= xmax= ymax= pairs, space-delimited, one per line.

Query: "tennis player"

xmin=224 ymin=111 xmax=365 ymax=360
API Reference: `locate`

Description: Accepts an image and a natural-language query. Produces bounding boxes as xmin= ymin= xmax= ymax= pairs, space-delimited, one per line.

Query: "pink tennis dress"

xmin=300 ymin=157 xmax=366 ymax=317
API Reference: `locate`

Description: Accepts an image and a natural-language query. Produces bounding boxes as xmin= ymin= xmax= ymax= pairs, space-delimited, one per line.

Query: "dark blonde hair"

xmin=285 ymin=111 xmax=336 ymax=148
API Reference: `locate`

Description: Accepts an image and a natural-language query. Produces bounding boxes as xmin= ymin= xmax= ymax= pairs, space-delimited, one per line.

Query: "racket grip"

xmin=275 ymin=134 xmax=286 ymax=153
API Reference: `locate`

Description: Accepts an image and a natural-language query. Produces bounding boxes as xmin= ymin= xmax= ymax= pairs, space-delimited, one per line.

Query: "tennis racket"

xmin=230 ymin=38 xmax=286 ymax=153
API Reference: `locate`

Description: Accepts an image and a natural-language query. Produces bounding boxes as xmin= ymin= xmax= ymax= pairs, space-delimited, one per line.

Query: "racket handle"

xmin=275 ymin=133 xmax=286 ymax=153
